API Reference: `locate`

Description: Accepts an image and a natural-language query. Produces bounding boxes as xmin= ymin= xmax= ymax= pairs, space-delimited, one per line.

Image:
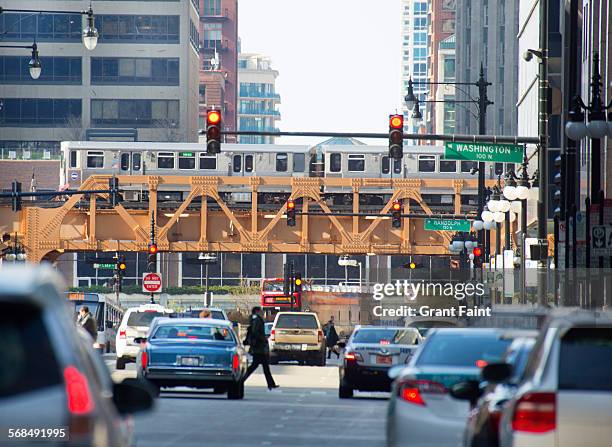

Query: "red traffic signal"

xmin=206 ymin=109 xmax=222 ymax=154
xmin=148 ymin=244 xmax=158 ymax=254
xmin=473 ymin=247 xmax=482 ymax=257
xmin=287 ymin=199 xmax=296 ymax=210
xmin=389 ymin=114 xmax=403 ymax=129
xmin=392 ymin=201 xmax=401 ymax=211
xmin=389 ymin=114 xmax=404 ymax=161
xmin=391 ymin=201 xmax=402 ymax=228
xmin=287 ymin=199 xmax=296 ymax=226
xmin=207 ymin=110 xmax=221 ymax=124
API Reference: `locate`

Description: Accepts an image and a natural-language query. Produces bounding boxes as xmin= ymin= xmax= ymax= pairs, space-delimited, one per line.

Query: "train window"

xmin=293 ymin=153 xmax=305 ymax=172
xmin=157 ymin=152 xmax=175 ymax=169
xmin=132 ymin=153 xmax=141 ymax=171
xmin=178 ymin=152 xmax=196 ymax=170
xmin=276 ymin=153 xmax=288 ymax=172
xmin=381 ymin=156 xmax=390 ymax=174
xmin=245 ymin=155 xmax=253 ymax=172
xmin=233 ymin=155 xmax=242 ymax=173
xmin=69 ymin=150 xmax=78 ymax=168
xmin=418 ymin=155 xmax=436 ymax=172
xmin=461 ymin=161 xmax=475 ymax=173
xmin=330 ymin=153 xmax=341 ymax=172
xmin=86 ymin=151 xmax=104 ymax=169
xmin=393 ymin=159 xmax=402 ymax=174
xmin=120 ymin=153 xmax=130 ymax=171
xmin=439 ymin=160 xmax=457 ymax=172
xmin=348 ymin=154 xmax=365 ymax=172
xmin=199 ymin=154 xmax=216 ymax=170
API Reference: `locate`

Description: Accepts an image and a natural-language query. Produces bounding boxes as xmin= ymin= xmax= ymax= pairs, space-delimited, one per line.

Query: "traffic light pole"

xmin=149 ymin=215 xmax=156 ymax=304
xmin=476 ymin=65 xmax=493 ymax=265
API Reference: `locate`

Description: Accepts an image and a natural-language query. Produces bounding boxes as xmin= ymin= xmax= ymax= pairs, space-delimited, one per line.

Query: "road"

xmin=106 ymin=356 xmax=388 ymax=447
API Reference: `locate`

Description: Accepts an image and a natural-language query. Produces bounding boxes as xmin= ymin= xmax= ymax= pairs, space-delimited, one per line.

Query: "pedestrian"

xmin=77 ymin=306 xmax=98 ymax=341
xmin=199 ymin=309 xmax=212 ymax=318
xmin=242 ymin=306 xmax=279 ymax=390
xmin=324 ymin=316 xmax=340 ymax=359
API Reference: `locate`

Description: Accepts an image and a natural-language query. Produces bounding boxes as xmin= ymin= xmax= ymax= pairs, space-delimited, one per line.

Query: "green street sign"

xmin=424 ymin=218 xmax=471 ymax=232
xmin=94 ymin=263 xmax=115 ymax=269
xmin=444 ymin=142 xmax=523 ymax=163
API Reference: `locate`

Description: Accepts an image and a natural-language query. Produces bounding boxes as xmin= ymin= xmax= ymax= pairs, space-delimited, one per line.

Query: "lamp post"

xmin=0 ymin=43 xmax=41 ymax=79
xmin=338 ymin=255 xmax=362 ymax=290
xmin=404 ymin=65 xmax=493 ymax=258
xmin=198 ymin=252 xmax=218 ymax=306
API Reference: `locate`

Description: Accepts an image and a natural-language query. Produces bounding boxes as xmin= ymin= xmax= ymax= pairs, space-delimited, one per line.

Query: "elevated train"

xmin=60 ymin=141 xmax=495 ymax=207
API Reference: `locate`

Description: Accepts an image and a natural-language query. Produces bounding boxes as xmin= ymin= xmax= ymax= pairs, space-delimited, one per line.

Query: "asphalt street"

xmin=105 ymin=355 xmax=388 ymax=447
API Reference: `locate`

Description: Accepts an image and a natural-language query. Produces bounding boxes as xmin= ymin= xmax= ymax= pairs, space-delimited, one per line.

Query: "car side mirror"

xmin=450 ymin=380 xmax=481 ymax=406
xmin=482 ymin=362 xmax=513 ymax=383
xmin=113 ymin=378 xmax=155 ymax=415
xmin=336 ymin=341 xmax=346 ymax=349
xmin=133 ymin=337 xmax=147 ymax=345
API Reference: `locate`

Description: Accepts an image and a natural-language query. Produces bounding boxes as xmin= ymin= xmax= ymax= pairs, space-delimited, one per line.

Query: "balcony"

xmin=201 ymin=7 xmax=230 ymax=20
xmin=238 ymin=108 xmax=281 ymax=117
xmin=202 ymin=39 xmax=229 ymax=51
xmin=238 ymin=91 xmax=281 ymax=100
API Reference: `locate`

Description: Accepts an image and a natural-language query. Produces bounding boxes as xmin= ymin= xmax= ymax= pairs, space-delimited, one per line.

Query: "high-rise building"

xmin=0 ymin=0 xmax=200 ymax=158
xmin=455 ymin=0 xmax=519 ymax=136
xmin=237 ymin=52 xmax=281 ymax=144
xmin=401 ymin=0 xmax=429 ymax=134
xmin=199 ymin=0 xmax=238 ymax=138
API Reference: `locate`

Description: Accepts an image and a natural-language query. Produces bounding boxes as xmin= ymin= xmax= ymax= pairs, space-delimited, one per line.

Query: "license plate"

xmin=180 ymin=356 xmax=200 ymax=366
xmin=376 ymin=355 xmax=392 ymax=365
xmin=301 ymin=344 xmax=308 ymax=351
xmin=291 ymin=344 xmax=302 ymax=350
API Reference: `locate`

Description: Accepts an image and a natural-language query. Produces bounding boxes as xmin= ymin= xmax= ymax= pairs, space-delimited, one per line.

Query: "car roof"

xmin=127 ymin=304 xmax=173 ymax=312
xmin=276 ymin=312 xmax=317 ymax=315
xmin=426 ymin=328 xmax=537 ymax=338
xmin=153 ymin=317 xmax=232 ymax=326
xmin=0 ymin=265 xmax=65 ymax=305
xmin=544 ymin=308 xmax=612 ymax=327
xmin=353 ymin=325 xmax=417 ymax=331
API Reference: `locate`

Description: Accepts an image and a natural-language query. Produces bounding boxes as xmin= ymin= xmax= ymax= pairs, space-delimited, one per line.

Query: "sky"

xmin=238 ymin=0 xmax=403 ymax=146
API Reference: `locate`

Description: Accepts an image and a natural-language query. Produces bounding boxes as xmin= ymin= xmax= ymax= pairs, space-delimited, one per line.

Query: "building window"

xmin=413 ymin=63 xmax=427 ymax=77
xmin=98 ymin=15 xmax=179 ymax=43
xmin=157 ymin=152 xmax=175 ymax=169
xmin=439 ymin=160 xmax=457 ymax=173
xmin=414 ymin=17 xmax=427 ymax=30
xmin=414 ymin=2 xmax=427 ymax=14
xmin=0 ymin=13 xmax=81 ymax=41
xmin=91 ymin=99 xmax=179 ymax=127
xmin=203 ymin=23 xmax=222 ymax=48
xmin=91 ymin=57 xmax=179 ymax=85
xmin=413 ymin=47 xmax=427 ymax=60
xmin=86 ymin=151 xmax=104 ymax=168
xmin=0 ymin=98 xmax=81 ymax=127
xmin=348 ymin=154 xmax=365 ymax=172
xmin=245 ymin=154 xmax=253 ymax=172
xmin=276 ymin=153 xmax=288 ymax=172
xmin=199 ymin=154 xmax=216 ymax=170
xmin=418 ymin=155 xmax=436 ymax=172
xmin=414 ymin=33 xmax=427 ymax=45
xmin=443 ymin=58 xmax=455 ymax=81
xmin=178 ymin=152 xmax=195 ymax=169
xmin=203 ymin=0 xmax=221 ymax=15
xmin=330 ymin=153 xmax=341 ymax=173
xmin=443 ymin=101 xmax=456 ymax=135
xmin=293 ymin=153 xmax=305 ymax=173
xmin=0 ymin=56 xmax=81 ymax=84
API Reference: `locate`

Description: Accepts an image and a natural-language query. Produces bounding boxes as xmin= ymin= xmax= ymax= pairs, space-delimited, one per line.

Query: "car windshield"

xmin=410 ymin=321 xmax=457 ymax=337
xmin=152 ymin=325 xmax=235 ymax=342
xmin=416 ymin=332 xmax=513 ymax=367
xmin=559 ymin=327 xmax=612 ymax=391
xmin=127 ymin=311 xmax=166 ymax=327
xmin=263 ymin=281 xmax=284 ymax=292
xmin=353 ymin=329 xmax=419 ymax=345
xmin=275 ymin=314 xmax=318 ymax=329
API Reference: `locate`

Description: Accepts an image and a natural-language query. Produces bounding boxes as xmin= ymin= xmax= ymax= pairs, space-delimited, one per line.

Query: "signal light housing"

xmin=389 ymin=114 xmax=404 ymax=161
xmin=147 ymin=244 xmax=158 ymax=272
xmin=287 ymin=199 xmax=296 ymax=227
xmin=148 ymin=244 xmax=158 ymax=254
xmin=391 ymin=201 xmax=402 ymax=228
xmin=206 ymin=109 xmax=222 ymax=154
xmin=472 ymin=246 xmax=483 ymax=268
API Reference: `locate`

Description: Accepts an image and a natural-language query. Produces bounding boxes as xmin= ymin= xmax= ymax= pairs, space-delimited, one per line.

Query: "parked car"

xmin=338 ymin=326 xmax=422 ymax=398
xmin=453 ymin=336 xmax=537 ymax=447
xmin=115 ymin=303 xmax=174 ymax=370
xmin=136 ymin=318 xmax=248 ymax=399
xmin=0 ymin=265 xmax=154 ymax=446
xmin=405 ymin=317 xmax=464 ymax=337
xmin=176 ymin=307 xmax=229 ymax=320
xmin=498 ymin=310 xmax=612 ymax=447
xmin=269 ymin=312 xmax=326 ymax=365
xmin=386 ymin=328 xmax=534 ymax=447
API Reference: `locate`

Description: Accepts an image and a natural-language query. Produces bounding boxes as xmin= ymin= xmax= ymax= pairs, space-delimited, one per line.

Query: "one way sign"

xmin=591 ymin=225 xmax=612 ymax=255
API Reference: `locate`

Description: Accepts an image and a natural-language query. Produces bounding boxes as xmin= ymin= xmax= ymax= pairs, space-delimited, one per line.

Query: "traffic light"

xmin=11 ymin=180 xmax=22 ymax=212
xmin=206 ymin=109 xmax=222 ymax=154
xmin=391 ymin=201 xmax=402 ymax=228
xmin=147 ymin=243 xmax=158 ymax=272
xmin=294 ymin=272 xmax=302 ymax=293
xmin=115 ymin=255 xmax=127 ymax=292
xmin=472 ymin=246 xmax=483 ymax=268
xmin=287 ymin=199 xmax=296 ymax=227
xmin=553 ymin=155 xmax=562 ymax=217
xmin=109 ymin=177 xmax=120 ymax=207
xmin=388 ymin=114 xmax=404 ymax=161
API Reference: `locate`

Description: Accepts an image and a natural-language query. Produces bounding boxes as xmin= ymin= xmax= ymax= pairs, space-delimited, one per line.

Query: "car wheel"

xmin=227 ymin=381 xmax=243 ymax=400
xmin=116 ymin=357 xmax=126 ymax=370
xmin=339 ymin=380 xmax=353 ymax=399
xmin=318 ymin=352 xmax=327 ymax=366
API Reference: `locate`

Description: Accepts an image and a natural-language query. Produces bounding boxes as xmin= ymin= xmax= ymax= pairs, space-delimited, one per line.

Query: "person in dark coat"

xmin=77 ymin=306 xmax=98 ymax=341
xmin=242 ymin=306 xmax=279 ymax=390
xmin=324 ymin=316 xmax=340 ymax=359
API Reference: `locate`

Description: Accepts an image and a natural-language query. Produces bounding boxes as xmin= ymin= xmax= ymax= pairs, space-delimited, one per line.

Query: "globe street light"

xmin=28 ymin=43 xmax=41 ymax=79
xmin=82 ymin=8 xmax=99 ymax=50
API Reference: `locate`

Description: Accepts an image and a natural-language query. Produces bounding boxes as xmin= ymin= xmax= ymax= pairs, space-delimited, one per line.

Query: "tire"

xmin=317 ymin=352 xmax=327 ymax=366
xmin=227 ymin=381 xmax=244 ymax=400
xmin=339 ymin=380 xmax=353 ymax=399
xmin=116 ymin=357 xmax=126 ymax=370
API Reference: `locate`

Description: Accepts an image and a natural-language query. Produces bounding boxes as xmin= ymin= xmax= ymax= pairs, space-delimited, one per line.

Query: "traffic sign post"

xmin=142 ymin=272 xmax=162 ymax=294
xmin=444 ymin=142 xmax=523 ymax=163
xmin=591 ymin=225 xmax=612 ymax=256
xmin=424 ymin=218 xmax=471 ymax=232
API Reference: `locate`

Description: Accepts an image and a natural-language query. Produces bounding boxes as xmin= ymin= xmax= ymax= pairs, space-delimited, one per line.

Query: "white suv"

xmin=499 ymin=309 xmax=612 ymax=447
xmin=116 ymin=303 xmax=173 ymax=369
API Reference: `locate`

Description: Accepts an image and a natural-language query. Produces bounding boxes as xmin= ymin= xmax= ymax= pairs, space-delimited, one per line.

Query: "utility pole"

xmin=476 ymin=64 xmax=493 ymax=263
xmin=147 ymin=215 xmax=157 ymax=304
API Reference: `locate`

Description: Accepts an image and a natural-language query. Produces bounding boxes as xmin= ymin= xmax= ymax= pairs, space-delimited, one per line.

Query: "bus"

xmin=261 ymin=278 xmax=302 ymax=318
xmin=66 ymin=292 xmax=125 ymax=352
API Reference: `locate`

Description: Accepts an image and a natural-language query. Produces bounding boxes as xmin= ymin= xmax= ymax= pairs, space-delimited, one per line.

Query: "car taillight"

xmin=270 ymin=329 xmax=275 ymax=341
xmin=397 ymin=379 xmax=447 ymax=406
xmin=344 ymin=352 xmax=362 ymax=363
xmin=475 ymin=359 xmax=488 ymax=368
xmin=141 ymin=351 xmax=148 ymax=369
xmin=512 ymin=392 xmax=556 ymax=433
xmin=232 ymin=354 xmax=240 ymax=371
xmin=63 ymin=366 xmax=95 ymax=415
xmin=318 ymin=330 xmax=323 ymax=343
xmin=119 ymin=330 xmax=126 ymax=339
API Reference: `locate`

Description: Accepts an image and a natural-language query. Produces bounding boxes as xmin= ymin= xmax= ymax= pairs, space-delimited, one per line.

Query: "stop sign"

xmin=142 ymin=272 xmax=162 ymax=293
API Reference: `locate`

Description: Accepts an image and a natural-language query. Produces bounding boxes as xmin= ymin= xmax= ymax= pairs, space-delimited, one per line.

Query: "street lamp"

xmin=338 ymin=255 xmax=362 ymax=289
xmin=82 ymin=7 xmax=99 ymax=50
xmin=0 ymin=43 xmax=41 ymax=79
